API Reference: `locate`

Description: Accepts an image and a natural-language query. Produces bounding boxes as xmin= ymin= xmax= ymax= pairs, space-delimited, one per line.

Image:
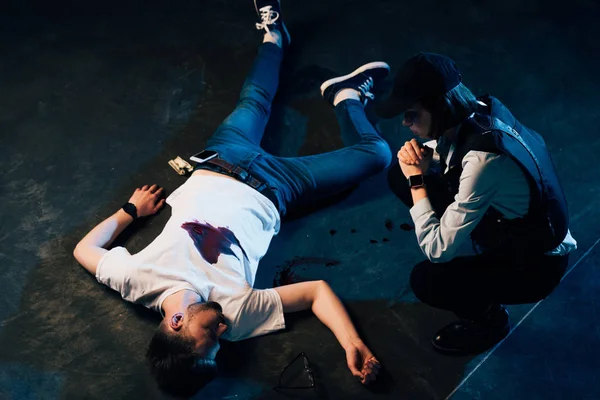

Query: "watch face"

xmin=408 ymin=175 xmax=425 ymax=188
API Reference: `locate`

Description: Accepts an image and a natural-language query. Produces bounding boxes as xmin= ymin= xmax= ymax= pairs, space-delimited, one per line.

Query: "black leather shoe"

xmin=432 ymin=305 xmax=511 ymax=356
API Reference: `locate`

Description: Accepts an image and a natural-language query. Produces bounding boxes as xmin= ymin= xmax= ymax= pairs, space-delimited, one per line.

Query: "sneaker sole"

xmin=254 ymin=0 xmax=291 ymax=45
xmin=319 ymin=61 xmax=390 ymax=95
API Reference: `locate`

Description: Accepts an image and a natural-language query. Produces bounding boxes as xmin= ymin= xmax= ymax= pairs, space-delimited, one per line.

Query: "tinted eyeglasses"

xmin=274 ymin=352 xmax=315 ymax=391
xmin=404 ymin=110 xmax=420 ymax=125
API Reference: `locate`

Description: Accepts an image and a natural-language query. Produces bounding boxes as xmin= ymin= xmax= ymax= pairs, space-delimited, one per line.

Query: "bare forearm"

xmin=411 ymin=186 xmax=428 ymax=204
xmin=77 ymin=209 xmax=133 ymax=250
xmin=73 ymin=185 xmax=165 ymax=275
xmin=73 ymin=209 xmax=134 ymax=275
xmin=275 ymin=281 xmax=360 ymax=349
xmin=311 ymin=282 xmax=361 ymax=351
xmin=274 ymin=281 xmax=378 ymax=383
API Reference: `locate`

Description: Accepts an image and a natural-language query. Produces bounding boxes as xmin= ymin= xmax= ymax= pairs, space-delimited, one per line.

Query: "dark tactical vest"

xmin=441 ymin=95 xmax=569 ymax=255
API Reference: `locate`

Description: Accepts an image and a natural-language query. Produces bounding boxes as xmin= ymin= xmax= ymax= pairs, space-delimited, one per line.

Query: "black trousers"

xmin=387 ymin=163 xmax=569 ymax=319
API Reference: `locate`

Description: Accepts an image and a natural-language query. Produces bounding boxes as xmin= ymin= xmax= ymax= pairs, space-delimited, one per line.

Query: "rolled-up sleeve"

xmin=410 ymin=152 xmax=500 ymax=262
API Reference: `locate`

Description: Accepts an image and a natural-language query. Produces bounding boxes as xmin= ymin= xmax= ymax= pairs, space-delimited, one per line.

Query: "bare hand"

xmin=398 ymin=139 xmax=428 ymax=165
xmin=397 ymin=139 xmax=432 ymax=178
xmin=128 ymin=184 xmax=165 ymax=217
xmin=345 ymin=339 xmax=381 ymax=385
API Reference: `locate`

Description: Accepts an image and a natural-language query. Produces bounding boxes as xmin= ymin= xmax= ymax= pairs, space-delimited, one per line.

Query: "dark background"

xmin=1 ymin=0 xmax=599 ymax=399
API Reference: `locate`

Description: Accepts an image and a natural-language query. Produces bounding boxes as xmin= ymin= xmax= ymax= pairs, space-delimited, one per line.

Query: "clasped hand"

xmin=397 ymin=138 xmax=433 ymax=178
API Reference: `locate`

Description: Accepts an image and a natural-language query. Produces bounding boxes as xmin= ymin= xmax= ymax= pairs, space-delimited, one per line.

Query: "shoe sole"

xmin=254 ymin=0 xmax=291 ymax=45
xmin=431 ymin=325 xmax=511 ymax=356
xmin=319 ymin=61 xmax=390 ymax=95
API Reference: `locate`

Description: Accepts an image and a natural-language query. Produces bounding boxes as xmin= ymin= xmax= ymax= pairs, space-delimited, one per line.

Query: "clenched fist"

xmin=345 ymin=339 xmax=381 ymax=385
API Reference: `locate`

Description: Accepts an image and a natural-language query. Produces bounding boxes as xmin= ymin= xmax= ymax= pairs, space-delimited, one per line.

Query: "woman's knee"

xmin=410 ymin=260 xmax=436 ymax=303
xmin=387 ymin=163 xmax=413 ymax=207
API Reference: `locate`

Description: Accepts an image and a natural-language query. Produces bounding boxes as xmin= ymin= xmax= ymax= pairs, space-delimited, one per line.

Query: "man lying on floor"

xmin=73 ymin=0 xmax=390 ymax=397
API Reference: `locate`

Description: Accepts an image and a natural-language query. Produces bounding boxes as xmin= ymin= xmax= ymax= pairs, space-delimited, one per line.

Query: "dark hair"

xmin=146 ymin=328 xmax=218 ymax=398
xmin=421 ymin=82 xmax=480 ymax=137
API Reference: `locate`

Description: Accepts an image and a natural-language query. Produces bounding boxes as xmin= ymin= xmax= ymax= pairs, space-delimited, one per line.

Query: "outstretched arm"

xmin=73 ymin=184 xmax=165 ymax=275
xmin=274 ymin=281 xmax=380 ymax=384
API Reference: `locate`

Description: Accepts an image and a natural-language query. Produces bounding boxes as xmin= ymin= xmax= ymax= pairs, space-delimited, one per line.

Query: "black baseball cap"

xmin=376 ymin=52 xmax=462 ymax=119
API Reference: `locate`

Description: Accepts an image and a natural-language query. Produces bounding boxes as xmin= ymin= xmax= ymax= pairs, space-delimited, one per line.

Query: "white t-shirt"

xmin=95 ymin=174 xmax=285 ymax=342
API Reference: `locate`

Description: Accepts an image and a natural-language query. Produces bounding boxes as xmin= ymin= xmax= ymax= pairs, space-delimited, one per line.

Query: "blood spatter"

xmin=385 ymin=219 xmax=394 ymax=231
xmin=329 ymin=229 xmax=337 ymax=236
xmin=383 ymin=238 xmax=390 ymax=242
xmin=273 ymin=257 xmax=341 ymax=286
xmin=351 ymin=229 xmax=357 ymax=233
xmin=370 ymin=239 xmax=378 ymax=244
xmin=276 ymin=267 xmax=297 ymax=286
xmin=400 ymin=223 xmax=415 ymax=231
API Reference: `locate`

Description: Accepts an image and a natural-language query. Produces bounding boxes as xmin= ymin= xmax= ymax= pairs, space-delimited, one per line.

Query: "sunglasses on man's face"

xmin=404 ymin=110 xmax=420 ymax=125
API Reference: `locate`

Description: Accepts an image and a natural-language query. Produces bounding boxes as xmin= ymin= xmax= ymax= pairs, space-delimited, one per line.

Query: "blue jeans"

xmin=200 ymin=43 xmax=392 ymax=216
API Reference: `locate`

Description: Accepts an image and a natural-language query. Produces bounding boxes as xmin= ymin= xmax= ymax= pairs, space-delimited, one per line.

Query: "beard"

xmin=188 ymin=301 xmax=226 ymax=325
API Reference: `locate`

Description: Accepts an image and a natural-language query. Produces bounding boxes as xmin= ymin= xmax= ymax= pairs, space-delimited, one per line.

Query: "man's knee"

xmin=239 ymin=86 xmax=271 ymax=116
xmin=366 ymin=137 xmax=392 ymax=170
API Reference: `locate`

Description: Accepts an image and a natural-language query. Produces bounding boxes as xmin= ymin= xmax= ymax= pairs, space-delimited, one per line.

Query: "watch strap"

xmin=122 ymin=202 xmax=138 ymax=220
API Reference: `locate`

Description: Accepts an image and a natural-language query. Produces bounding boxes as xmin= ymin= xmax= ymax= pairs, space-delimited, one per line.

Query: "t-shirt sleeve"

xmin=226 ymin=288 xmax=286 ymax=341
xmin=95 ymin=246 xmax=139 ymax=301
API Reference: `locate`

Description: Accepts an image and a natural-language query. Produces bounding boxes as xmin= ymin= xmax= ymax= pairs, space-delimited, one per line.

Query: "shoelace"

xmin=358 ymin=77 xmax=375 ymax=103
xmin=255 ymin=6 xmax=280 ymax=34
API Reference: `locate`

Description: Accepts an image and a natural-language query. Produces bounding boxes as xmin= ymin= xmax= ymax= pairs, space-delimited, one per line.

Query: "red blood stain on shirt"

xmin=181 ymin=221 xmax=245 ymax=264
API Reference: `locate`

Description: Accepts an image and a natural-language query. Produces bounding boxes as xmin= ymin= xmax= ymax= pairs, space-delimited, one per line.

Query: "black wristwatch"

xmin=122 ymin=202 xmax=138 ymax=220
xmin=408 ymin=174 xmax=425 ymax=189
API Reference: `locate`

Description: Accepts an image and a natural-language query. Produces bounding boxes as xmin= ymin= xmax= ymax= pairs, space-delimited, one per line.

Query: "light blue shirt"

xmin=410 ymin=142 xmax=577 ymax=263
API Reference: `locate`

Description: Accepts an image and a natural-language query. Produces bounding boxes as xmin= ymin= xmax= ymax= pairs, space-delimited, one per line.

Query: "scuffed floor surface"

xmin=1 ymin=0 xmax=599 ymax=399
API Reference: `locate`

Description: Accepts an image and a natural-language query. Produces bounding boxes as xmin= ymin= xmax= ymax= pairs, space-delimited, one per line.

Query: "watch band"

xmin=122 ymin=202 xmax=138 ymax=220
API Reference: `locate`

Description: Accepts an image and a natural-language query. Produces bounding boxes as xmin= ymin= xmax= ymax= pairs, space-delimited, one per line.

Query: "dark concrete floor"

xmin=1 ymin=0 xmax=599 ymax=399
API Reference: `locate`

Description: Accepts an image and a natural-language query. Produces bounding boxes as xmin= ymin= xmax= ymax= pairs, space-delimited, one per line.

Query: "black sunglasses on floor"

xmin=273 ymin=352 xmax=316 ymax=391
